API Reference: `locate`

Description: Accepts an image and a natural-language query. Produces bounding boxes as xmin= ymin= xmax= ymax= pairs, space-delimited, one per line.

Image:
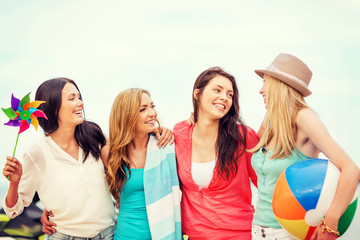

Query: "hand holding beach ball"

xmin=272 ymin=159 xmax=358 ymax=240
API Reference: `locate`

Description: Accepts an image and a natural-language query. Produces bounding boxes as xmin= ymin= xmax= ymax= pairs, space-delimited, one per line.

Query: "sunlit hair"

xmin=249 ymin=76 xmax=308 ymax=159
xmin=106 ymin=88 xmax=160 ymax=202
xmin=193 ymin=67 xmax=247 ymax=180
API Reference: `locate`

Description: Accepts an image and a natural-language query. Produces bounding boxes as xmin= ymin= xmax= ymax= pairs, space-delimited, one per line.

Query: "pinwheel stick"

xmin=12 ymin=133 xmax=20 ymax=158
xmin=6 ymin=133 xmax=19 ymax=180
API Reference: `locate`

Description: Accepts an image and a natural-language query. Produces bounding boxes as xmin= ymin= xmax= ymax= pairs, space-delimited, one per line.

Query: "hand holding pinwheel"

xmin=2 ymin=93 xmax=47 ymax=180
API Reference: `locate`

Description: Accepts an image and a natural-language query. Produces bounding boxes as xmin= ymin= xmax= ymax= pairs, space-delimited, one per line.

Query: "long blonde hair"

xmin=106 ymin=88 xmax=153 ymax=202
xmin=250 ymin=76 xmax=308 ymax=159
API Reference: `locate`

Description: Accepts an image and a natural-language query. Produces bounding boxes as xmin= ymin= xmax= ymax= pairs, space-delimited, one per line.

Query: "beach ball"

xmin=272 ymin=158 xmax=358 ymax=240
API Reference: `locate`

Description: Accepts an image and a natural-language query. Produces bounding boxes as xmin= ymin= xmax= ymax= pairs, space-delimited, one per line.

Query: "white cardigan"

xmin=3 ymin=136 xmax=115 ymax=237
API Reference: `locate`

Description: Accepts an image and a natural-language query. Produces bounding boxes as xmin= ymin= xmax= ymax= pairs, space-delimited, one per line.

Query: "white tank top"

xmin=191 ymin=160 xmax=216 ymax=188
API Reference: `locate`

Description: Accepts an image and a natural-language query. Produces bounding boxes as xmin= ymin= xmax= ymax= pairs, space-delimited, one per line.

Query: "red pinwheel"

xmin=2 ymin=93 xmax=48 ymax=179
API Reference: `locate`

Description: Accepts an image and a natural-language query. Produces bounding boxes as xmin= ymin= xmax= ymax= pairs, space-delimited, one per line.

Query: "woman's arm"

xmin=297 ymin=108 xmax=360 ymax=240
xmin=100 ymin=144 xmax=111 ymax=168
xmin=3 ymin=157 xmax=22 ymax=208
xmin=154 ymin=127 xmax=175 ymax=148
xmin=2 ymin=153 xmax=40 ymax=218
xmin=257 ymin=114 xmax=267 ymax=138
xmin=245 ymin=126 xmax=259 ymax=188
xmin=41 ymin=209 xmax=57 ymax=235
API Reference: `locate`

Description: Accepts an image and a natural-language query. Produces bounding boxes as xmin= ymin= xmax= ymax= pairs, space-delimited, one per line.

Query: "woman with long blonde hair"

xmin=250 ymin=53 xmax=360 ymax=240
xmin=103 ymin=88 xmax=181 ymax=240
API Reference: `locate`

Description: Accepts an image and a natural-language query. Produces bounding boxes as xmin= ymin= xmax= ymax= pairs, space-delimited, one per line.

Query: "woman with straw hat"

xmin=249 ymin=53 xmax=360 ymax=240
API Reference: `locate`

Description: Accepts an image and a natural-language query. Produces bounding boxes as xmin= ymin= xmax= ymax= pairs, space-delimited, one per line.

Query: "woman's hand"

xmin=3 ymin=156 xmax=22 ymax=183
xmin=310 ymin=223 xmax=338 ymax=240
xmin=41 ymin=209 xmax=57 ymax=235
xmin=186 ymin=112 xmax=195 ymax=125
xmin=155 ymin=127 xmax=175 ymax=148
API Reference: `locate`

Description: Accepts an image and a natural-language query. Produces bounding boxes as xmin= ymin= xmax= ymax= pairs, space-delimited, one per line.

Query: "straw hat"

xmin=255 ymin=53 xmax=313 ymax=97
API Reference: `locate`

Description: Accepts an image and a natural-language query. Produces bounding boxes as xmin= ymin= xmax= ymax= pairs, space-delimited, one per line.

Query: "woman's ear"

xmin=193 ymin=89 xmax=200 ymax=100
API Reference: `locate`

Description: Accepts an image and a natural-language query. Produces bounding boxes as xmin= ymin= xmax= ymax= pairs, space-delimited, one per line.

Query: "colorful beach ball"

xmin=272 ymin=158 xmax=358 ymax=240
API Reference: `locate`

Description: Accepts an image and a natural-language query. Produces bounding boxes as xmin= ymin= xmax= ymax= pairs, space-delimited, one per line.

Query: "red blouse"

xmin=174 ymin=120 xmax=258 ymax=240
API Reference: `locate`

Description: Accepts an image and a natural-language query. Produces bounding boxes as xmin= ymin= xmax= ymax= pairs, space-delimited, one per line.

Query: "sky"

xmin=0 ymin=0 xmax=359 ymax=238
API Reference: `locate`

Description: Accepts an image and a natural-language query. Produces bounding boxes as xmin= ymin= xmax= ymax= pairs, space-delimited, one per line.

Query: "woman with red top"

xmin=174 ymin=67 xmax=259 ymax=240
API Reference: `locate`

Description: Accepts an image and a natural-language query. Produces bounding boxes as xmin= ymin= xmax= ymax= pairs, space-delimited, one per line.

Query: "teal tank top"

xmin=251 ymin=147 xmax=310 ymax=228
xmin=114 ymin=168 xmax=151 ymax=240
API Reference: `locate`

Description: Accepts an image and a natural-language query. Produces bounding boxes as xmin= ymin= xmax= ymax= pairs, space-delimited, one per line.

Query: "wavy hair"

xmin=249 ymin=76 xmax=308 ymax=158
xmin=106 ymin=88 xmax=159 ymax=202
xmin=193 ymin=67 xmax=247 ymax=180
xmin=35 ymin=78 xmax=106 ymax=161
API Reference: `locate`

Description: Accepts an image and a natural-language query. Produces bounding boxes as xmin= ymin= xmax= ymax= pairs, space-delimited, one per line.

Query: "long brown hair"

xmin=106 ymin=88 xmax=160 ymax=202
xmin=35 ymin=78 xmax=106 ymax=161
xmin=193 ymin=67 xmax=247 ymax=179
xmin=249 ymin=76 xmax=308 ymax=158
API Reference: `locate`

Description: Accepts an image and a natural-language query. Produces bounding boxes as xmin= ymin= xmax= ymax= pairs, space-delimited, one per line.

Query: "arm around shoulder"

xmin=100 ymin=144 xmax=111 ymax=168
xmin=257 ymin=115 xmax=267 ymax=139
xmin=239 ymin=125 xmax=259 ymax=150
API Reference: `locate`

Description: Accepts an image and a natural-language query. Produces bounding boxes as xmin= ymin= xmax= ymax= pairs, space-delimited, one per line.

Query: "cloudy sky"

xmin=0 ymin=0 xmax=359 ymax=237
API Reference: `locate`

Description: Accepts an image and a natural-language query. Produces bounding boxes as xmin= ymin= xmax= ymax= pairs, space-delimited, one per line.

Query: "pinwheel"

xmin=2 ymin=93 xmax=48 ymax=179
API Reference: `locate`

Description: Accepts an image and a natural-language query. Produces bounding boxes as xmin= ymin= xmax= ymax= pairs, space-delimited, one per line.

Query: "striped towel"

xmin=144 ymin=135 xmax=182 ymax=240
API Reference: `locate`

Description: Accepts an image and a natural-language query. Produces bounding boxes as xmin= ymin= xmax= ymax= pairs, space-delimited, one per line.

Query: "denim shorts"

xmin=252 ymin=225 xmax=296 ymax=240
xmin=46 ymin=225 xmax=114 ymax=240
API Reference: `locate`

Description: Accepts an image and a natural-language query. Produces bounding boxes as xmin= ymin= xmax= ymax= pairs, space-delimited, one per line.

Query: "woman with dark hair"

xmin=174 ymin=67 xmax=259 ymax=239
xmin=2 ymin=78 xmax=116 ymax=239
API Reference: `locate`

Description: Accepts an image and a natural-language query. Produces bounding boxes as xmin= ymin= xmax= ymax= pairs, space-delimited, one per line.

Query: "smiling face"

xmin=57 ymin=82 xmax=84 ymax=128
xmin=135 ymin=92 xmax=157 ymax=135
xmin=259 ymin=74 xmax=270 ymax=109
xmin=195 ymin=75 xmax=234 ymax=121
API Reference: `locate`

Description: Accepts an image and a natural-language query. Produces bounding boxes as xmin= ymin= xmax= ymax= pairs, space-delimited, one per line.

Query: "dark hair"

xmin=192 ymin=67 xmax=247 ymax=179
xmin=35 ymin=78 xmax=106 ymax=161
